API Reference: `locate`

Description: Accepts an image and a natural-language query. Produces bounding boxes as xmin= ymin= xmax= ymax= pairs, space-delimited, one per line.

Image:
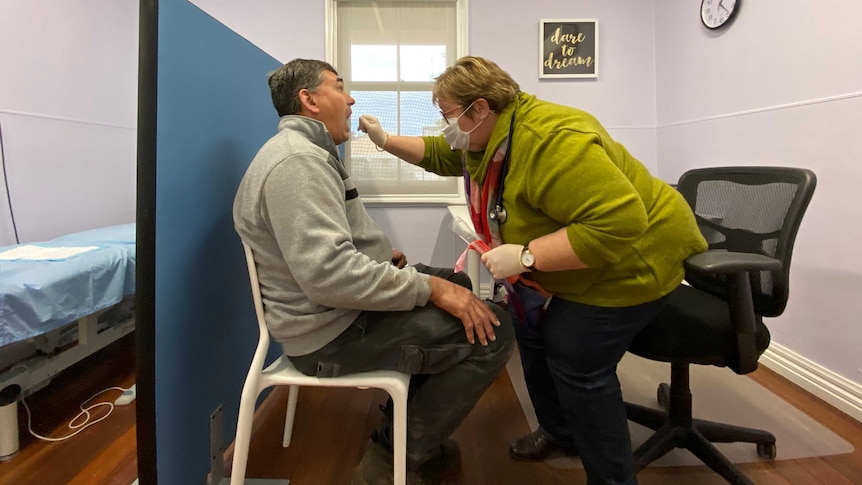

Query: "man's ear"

xmin=298 ymin=88 xmax=319 ymax=115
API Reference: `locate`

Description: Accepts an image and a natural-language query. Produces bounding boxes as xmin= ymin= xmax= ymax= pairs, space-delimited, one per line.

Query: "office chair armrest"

xmin=684 ymin=251 xmax=782 ymax=274
xmin=685 ymin=251 xmax=781 ymax=374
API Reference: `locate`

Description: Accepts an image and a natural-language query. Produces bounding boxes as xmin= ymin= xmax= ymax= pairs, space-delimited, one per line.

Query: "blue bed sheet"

xmin=0 ymin=223 xmax=136 ymax=347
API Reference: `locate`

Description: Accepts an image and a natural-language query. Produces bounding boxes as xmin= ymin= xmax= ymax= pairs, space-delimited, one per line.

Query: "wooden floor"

xmin=0 ymin=333 xmax=138 ymax=485
xmin=2 ymin=332 xmax=861 ymax=484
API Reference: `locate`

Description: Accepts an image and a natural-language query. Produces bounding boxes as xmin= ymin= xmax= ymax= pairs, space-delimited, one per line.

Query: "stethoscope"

xmin=488 ymin=109 xmax=517 ymax=224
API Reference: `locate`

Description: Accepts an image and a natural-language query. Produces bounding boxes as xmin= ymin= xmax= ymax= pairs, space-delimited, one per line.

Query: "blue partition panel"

xmin=154 ymin=1 xmax=280 ymax=482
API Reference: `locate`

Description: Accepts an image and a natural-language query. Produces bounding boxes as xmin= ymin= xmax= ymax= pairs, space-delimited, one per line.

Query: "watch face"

xmin=521 ymin=249 xmax=535 ymax=268
xmin=701 ymin=0 xmax=738 ymax=29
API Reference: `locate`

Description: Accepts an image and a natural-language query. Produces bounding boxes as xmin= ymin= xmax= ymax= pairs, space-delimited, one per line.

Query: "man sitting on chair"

xmin=233 ymin=58 xmax=515 ymax=484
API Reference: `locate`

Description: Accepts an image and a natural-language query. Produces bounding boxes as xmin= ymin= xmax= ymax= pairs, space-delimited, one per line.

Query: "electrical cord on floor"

xmin=0 ymin=118 xmax=20 ymax=244
xmin=20 ymin=386 xmax=127 ymax=442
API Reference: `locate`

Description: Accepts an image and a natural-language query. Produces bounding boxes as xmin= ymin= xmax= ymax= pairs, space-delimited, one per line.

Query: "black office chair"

xmin=625 ymin=166 xmax=817 ymax=485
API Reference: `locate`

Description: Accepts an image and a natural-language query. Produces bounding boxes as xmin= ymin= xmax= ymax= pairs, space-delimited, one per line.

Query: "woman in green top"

xmin=359 ymin=56 xmax=707 ymax=485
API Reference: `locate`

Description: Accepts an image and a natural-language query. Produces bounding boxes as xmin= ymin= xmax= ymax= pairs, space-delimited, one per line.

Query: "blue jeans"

xmin=513 ymin=293 xmax=669 ymax=485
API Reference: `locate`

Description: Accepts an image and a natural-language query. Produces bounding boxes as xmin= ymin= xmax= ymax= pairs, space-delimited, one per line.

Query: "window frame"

xmin=326 ymin=0 xmax=469 ymax=205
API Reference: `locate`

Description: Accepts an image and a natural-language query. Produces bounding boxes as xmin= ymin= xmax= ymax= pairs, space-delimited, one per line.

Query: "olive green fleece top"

xmin=420 ymin=92 xmax=707 ymax=307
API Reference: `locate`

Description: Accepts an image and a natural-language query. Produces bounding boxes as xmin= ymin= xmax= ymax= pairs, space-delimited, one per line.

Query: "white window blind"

xmin=330 ymin=0 xmax=467 ymax=203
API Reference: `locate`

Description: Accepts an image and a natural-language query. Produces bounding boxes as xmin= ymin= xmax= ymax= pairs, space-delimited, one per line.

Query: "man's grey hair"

xmin=268 ymin=59 xmax=338 ymax=117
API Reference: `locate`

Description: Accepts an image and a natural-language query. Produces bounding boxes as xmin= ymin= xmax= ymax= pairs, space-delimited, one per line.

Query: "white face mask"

xmin=441 ymin=101 xmax=486 ymax=150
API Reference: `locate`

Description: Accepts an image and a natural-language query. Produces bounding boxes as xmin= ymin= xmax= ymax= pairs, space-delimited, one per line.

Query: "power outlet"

xmin=114 ymin=384 xmax=137 ymax=406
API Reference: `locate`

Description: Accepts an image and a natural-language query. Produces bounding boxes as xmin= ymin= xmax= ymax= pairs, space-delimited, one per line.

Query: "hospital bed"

xmin=0 ymin=223 xmax=136 ymax=398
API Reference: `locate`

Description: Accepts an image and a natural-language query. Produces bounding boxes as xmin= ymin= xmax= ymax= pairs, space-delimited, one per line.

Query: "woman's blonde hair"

xmin=433 ymin=56 xmax=520 ymax=117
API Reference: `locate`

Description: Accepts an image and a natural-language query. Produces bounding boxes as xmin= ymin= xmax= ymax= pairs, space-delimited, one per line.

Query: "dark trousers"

xmin=290 ymin=264 xmax=515 ymax=464
xmin=513 ymin=294 xmax=668 ymax=485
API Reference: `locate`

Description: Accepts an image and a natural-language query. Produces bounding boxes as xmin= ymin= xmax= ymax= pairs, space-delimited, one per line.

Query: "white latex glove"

xmin=358 ymin=114 xmax=389 ymax=149
xmin=481 ymin=244 xmax=526 ymax=279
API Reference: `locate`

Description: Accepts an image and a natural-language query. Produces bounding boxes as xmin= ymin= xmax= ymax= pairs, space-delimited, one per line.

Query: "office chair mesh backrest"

xmin=625 ymin=166 xmax=817 ymax=484
xmin=676 ymin=167 xmax=817 ymax=318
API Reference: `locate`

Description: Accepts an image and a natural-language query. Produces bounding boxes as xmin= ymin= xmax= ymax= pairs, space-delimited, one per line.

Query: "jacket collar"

xmin=277 ymin=115 xmax=342 ymax=160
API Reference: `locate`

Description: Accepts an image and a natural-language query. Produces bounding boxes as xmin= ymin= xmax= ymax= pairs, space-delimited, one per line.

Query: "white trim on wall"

xmin=659 ymin=91 xmax=862 ymax=129
xmin=0 ymin=109 xmax=136 ymax=131
xmin=761 ymin=342 xmax=862 ymax=424
xmin=325 ymin=0 xmax=335 ymax=63
xmin=603 ymin=125 xmax=656 ymax=130
xmin=457 ymin=0 xmax=469 ymax=56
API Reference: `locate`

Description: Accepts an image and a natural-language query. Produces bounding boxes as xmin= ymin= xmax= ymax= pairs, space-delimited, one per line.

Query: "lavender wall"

xmin=0 ymin=0 xmax=137 ymax=246
xmin=189 ymin=2 xmax=862 ymax=409
xmin=655 ymin=0 xmax=862 ymax=391
xmin=7 ymin=0 xmax=857 ymax=421
xmin=470 ymin=0 xmax=658 ymax=173
xmin=188 ymin=0 xmax=326 ymax=61
xmin=190 ymin=0 xmax=661 ymax=266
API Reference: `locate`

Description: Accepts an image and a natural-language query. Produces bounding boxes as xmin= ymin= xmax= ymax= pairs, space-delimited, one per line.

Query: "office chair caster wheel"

xmin=656 ymin=383 xmax=671 ymax=410
xmin=757 ymin=442 xmax=777 ymax=459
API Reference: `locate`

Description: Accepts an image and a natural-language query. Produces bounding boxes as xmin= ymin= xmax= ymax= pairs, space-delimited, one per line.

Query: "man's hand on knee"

xmin=428 ymin=276 xmax=501 ymax=346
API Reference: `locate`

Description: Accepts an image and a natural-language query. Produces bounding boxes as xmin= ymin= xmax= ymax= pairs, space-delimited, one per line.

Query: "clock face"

xmin=701 ymin=0 xmax=738 ymax=29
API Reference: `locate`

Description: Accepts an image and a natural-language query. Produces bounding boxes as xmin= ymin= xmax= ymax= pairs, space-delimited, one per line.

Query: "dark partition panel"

xmin=137 ymin=0 xmax=281 ymax=482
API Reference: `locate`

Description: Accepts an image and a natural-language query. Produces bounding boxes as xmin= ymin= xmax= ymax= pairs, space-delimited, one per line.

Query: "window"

xmin=328 ymin=0 xmax=467 ymax=203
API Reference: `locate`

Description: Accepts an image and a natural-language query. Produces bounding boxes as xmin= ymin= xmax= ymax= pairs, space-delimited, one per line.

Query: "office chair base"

xmin=652 ymin=381 xmax=777 ymax=452
xmin=626 ymin=401 xmax=775 ymax=485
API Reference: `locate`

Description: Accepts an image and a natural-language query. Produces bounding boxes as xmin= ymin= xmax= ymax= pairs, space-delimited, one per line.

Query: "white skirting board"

xmin=761 ymin=342 xmax=862 ymax=424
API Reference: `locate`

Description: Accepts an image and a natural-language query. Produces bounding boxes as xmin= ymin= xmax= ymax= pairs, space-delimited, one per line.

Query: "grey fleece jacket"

xmin=233 ymin=116 xmax=432 ymax=356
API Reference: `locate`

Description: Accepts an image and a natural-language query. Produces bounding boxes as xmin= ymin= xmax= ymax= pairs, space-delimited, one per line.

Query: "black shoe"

xmin=508 ymin=427 xmax=577 ymax=461
xmin=410 ymin=439 xmax=462 ymax=479
xmin=351 ymin=442 xmax=450 ymax=485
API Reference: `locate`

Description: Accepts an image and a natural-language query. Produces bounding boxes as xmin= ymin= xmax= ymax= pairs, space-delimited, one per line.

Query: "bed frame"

xmin=0 ymin=300 xmax=135 ymax=399
xmin=0 ymin=223 xmax=136 ymax=399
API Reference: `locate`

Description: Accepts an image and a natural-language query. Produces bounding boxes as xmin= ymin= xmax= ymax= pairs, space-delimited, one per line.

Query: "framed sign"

xmin=539 ymin=19 xmax=598 ymax=79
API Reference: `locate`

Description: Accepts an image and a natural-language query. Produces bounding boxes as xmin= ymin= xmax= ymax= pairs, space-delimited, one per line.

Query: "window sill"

xmin=361 ymin=194 xmax=465 ymax=207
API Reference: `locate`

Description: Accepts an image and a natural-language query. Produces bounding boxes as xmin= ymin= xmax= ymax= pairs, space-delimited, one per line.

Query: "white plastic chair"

xmin=231 ymin=242 xmax=411 ymax=485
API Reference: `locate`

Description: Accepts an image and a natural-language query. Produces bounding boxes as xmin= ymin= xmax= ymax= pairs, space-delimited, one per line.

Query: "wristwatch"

xmin=519 ymin=245 xmax=537 ymax=272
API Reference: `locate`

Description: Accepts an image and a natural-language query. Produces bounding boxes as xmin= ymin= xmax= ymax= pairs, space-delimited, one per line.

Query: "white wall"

xmin=655 ymin=0 xmax=862 ymax=387
xmin=0 ymin=0 xmax=138 ymax=246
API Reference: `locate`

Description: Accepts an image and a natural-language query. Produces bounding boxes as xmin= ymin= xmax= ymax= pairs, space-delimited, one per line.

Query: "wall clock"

xmin=701 ymin=0 xmax=739 ymax=30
